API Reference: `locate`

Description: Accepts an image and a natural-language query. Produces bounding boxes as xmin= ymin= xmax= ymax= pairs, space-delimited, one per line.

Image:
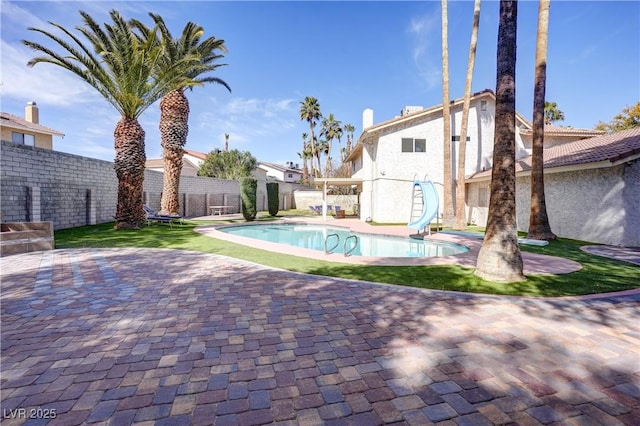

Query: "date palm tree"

xmin=454 ymin=0 xmax=481 ymax=230
xmin=527 ymin=0 xmax=557 ymax=240
xmin=131 ymin=13 xmax=230 ymax=215
xmin=475 ymin=0 xmax=525 ymax=282
xmin=22 ymin=10 xmax=196 ymax=229
xmin=441 ymin=0 xmax=454 ymax=227
xmin=300 ymin=96 xmax=322 ymax=178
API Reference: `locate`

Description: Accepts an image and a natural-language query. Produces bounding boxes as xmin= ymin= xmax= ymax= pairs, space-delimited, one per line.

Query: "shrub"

xmin=266 ymin=182 xmax=279 ymax=216
xmin=240 ymin=177 xmax=257 ymax=221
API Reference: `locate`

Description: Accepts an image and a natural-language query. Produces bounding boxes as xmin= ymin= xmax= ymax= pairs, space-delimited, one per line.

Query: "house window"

xmin=287 ymin=173 xmax=293 ymax=178
xmin=452 ymin=136 xmax=471 ymax=142
xmin=401 ymin=138 xmax=426 ymax=153
xmin=11 ymin=132 xmax=35 ymax=146
xmin=481 ymin=100 xmax=487 ymax=111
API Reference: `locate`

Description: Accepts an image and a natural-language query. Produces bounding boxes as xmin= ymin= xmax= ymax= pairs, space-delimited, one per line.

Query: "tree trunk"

xmin=113 ymin=117 xmax=146 ymax=229
xmin=324 ymin=139 xmax=332 ymax=177
xmin=161 ymin=148 xmax=183 ymax=215
xmin=454 ymin=0 xmax=481 ymax=230
xmin=309 ymin=125 xmax=318 ymax=179
xmin=159 ymin=89 xmax=189 ymax=215
xmin=527 ymin=0 xmax=557 ymax=241
xmin=441 ymin=0 xmax=454 ymax=227
xmin=475 ymin=0 xmax=525 ymax=283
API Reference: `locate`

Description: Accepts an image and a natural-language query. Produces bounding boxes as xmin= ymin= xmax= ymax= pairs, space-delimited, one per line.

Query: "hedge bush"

xmin=266 ymin=182 xmax=279 ymax=216
xmin=240 ymin=177 xmax=257 ymax=221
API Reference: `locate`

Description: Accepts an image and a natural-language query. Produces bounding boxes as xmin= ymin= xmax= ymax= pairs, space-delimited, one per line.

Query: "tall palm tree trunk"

xmin=114 ymin=117 xmax=147 ymax=229
xmin=454 ymin=0 xmax=481 ymax=230
xmin=441 ymin=0 xmax=454 ymax=227
xmin=309 ymin=127 xmax=318 ymax=178
xmin=527 ymin=0 xmax=557 ymax=240
xmin=475 ymin=0 xmax=525 ymax=283
xmin=159 ymin=89 xmax=189 ymax=215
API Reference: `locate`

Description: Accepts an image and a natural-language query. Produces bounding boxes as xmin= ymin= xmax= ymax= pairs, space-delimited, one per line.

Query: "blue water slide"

xmin=408 ymin=180 xmax=439 ymax=231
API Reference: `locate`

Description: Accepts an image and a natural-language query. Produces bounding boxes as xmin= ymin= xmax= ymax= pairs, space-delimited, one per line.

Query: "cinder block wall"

xmin=1 ymin=141 xmax=310 ymax=230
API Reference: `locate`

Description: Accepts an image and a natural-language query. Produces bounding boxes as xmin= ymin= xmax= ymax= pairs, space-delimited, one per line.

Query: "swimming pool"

xmin=218 ymin=223 xmax=469 ymax=258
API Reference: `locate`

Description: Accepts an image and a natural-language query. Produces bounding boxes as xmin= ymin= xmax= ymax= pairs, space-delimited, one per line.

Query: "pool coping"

xmin=195 ymin=217 xmax=582 ymax=275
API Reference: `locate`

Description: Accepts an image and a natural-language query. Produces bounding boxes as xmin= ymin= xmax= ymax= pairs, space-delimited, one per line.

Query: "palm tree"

xmin=320 ymin=113 xmax=342 ymax=177
xmin=343 ymin=123 xmax=355 ymax=161
xmin=475 ymin=0 xmax=525 ymax=282
xmin=441 ymin=0 xmax=454 ymax=227
xmin=527 ymin=0 xmax=557 ymax=241
xmin=22 ymin=10 xmax=196 ymax=229
xmin=299 ymin=96 xmax=322 ymax=178
xmin=543 ymin=101 xmax=564 ymax=125
xmin=454 ymin=0 xmax=481 ymax=230
xmin=131 ymin=13 xmax=230 ymax=215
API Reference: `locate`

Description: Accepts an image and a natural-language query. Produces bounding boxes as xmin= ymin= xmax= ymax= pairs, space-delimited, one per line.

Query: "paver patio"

xmin=1 ymin=248 xmax=639 ymax=425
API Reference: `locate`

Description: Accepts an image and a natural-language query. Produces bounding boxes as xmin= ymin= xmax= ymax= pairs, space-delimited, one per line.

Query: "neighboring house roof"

xmin=145 ymin=157 xmax=199 ymax=171
xmin=0 ymin=112 xmax=64 ymax=137
xmin=183 ymin=149 xmax=209 ymax=160
xmin=467 ymin=127 xmax=640 ymax=181
xmin=518 ymin=122 xmax=604 ymax=137
xmin=258 ymin=162 xmax=302 ymax=174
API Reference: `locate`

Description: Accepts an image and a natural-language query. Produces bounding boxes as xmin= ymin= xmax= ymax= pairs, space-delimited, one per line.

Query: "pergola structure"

xmin=313 ymin=177 xmax=363 ymax=221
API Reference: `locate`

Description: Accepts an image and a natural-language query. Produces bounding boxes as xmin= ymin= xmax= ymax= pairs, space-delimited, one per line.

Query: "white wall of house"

xmin=358 ymin=97 xmax=497 ymax=223
xmin=258 ymin=164 xmax=302 ymax=183
xmin=467 ymin=160 xmax=640 ymax=247
xmin=184 ymin=152 xmax=205 ymax=169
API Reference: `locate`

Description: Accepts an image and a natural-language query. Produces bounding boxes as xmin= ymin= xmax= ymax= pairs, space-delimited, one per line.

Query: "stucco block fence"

xmin=1 ymin=142 xmax=310 ymax=231
xmin=0 ymin=221 xmax=53 ymax=257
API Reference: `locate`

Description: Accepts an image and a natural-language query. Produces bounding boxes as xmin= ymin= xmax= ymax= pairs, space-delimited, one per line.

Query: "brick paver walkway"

xmin=1 ymin=248 xmax=639 ymax=425
xmin=581 ymin=245 xmax=640 ymax=267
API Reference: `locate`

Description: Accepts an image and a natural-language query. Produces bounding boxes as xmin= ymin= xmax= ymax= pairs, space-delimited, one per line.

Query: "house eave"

xmin=1 ymin=121 xmax=65 ymax=137
xmin=466 ymin=155 xmax=639 ymax=184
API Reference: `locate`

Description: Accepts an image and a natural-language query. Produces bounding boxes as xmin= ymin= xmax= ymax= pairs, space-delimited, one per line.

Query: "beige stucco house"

xmin=345 ymin=89 xmax=602 ymax=224
xmin=467 ymin=128 xmax=640 ymax=247
xmin=1 ymin=101 xmax=64 ymax=149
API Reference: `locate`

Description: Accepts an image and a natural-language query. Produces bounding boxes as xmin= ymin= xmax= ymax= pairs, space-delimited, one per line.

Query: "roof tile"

xmin=469 ymin=127 xmax=640 ymax=179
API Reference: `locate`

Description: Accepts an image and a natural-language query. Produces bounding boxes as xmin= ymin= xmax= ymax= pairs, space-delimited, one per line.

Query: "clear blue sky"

xmin=2 ymin=1 xmax=638 ymax=164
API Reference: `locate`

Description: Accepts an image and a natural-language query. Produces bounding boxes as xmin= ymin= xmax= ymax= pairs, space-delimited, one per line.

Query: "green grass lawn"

xmin=54 ymin=214 xmax=639 ymax=297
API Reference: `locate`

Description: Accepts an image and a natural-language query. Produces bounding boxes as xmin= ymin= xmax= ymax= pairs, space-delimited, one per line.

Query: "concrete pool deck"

xmin=195 ymin=216 xmax=582 ymax=274
xmin=1 ymin=248 xmax=638 ymax=425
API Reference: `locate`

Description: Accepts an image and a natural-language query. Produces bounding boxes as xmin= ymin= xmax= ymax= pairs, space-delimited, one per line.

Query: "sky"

xmin=1 ymin=0 xmax=639 ymax=165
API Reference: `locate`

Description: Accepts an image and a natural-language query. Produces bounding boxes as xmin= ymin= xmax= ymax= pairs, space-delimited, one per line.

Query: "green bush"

xmin=266 ymin=182 xmax=279 ymax=216
xmin=240 ymin=177 xmax=257 ymax=221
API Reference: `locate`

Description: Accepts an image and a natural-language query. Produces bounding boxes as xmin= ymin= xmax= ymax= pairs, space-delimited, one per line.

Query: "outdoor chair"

xmin=143 ymin=205 xmax=183 ymax=228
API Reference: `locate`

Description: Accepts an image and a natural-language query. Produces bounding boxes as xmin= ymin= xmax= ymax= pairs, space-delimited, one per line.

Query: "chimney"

xmin=25 ymin=101 xmax=39 ymax=124
xmin=362 ymin=108 xmax=373 ymax=129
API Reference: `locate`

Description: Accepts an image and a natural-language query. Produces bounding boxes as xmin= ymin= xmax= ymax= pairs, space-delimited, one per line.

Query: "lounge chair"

xmin=143 ymin=205 xmax=183 ymax=228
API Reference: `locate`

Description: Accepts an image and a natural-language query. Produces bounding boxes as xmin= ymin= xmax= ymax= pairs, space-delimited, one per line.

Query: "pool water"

xmin=218 ymin=224 xmax=469 ymax=258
